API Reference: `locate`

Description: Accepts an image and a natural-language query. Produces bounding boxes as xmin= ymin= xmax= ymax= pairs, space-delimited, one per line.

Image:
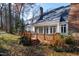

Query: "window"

xmin=64 ymin=26 xmax=66 ymax=33
xmin=44 ymin=26 xmax=48 ymax=34
xmin=61 ymin=26 xmax=63 ymax=33
xmin=35 ymin=27 xmax=38 ymax=33
xmin=61 ymin=24 xmax=66 ymax=33
xmin=50 ymin=26 xmax=53 ymax=34
xmin=39 ymin=27 xmax=43 ymax=34
xmin=50 ymin=26 xmax=57 ymax=34
xmin=53 ymin=26 xmax=56 ymax=33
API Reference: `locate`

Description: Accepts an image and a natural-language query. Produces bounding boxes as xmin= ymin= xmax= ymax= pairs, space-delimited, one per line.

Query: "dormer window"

xmin=60 ymin=16 xmax=65 ymax=22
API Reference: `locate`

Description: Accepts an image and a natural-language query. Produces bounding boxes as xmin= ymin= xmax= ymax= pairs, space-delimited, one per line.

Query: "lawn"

xmin=0 ymin=33 xmax=79 ymax=56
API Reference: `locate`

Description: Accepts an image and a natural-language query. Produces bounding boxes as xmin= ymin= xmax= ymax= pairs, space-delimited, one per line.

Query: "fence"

xmin=19 ymin=32 xmax=63 ymax=46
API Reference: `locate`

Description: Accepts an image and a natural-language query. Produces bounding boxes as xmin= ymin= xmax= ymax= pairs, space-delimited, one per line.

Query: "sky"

xmin=37 ymin=3 xmax=70 ymax=12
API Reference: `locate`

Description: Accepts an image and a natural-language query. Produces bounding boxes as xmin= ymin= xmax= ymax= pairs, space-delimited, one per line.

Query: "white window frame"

xmin=39 ymin=27 xmax=43 ymax=34
xmin=61 ymin=24 xmax=66 ymax=33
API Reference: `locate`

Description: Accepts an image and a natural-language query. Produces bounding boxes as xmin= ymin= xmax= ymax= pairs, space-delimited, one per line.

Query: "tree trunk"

xmin=8 ymin=3 xmax=12 ymax=33
xmin=0 ymin=6 xmax=3 ymax=30
xmin=4 ymin=5 xmax=7 ymax=32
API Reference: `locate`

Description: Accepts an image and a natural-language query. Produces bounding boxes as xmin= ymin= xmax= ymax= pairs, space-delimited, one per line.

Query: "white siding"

xmin=57 ymin=22 xmax=60 ymax=33
xmin=27 ymin=18 xmax=68 ymax=35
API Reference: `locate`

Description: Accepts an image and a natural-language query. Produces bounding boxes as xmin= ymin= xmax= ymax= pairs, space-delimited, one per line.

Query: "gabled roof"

xmin=28 ymin=5 xmax=70 ymax=25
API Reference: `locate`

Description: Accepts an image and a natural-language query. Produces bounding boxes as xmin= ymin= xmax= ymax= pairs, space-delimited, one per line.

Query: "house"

xmin=25 ymin=5 xmax=70 ymax=35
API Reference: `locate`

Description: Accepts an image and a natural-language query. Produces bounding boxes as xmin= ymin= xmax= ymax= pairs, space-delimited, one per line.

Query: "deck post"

xmin=36 ymin=33 xmax=38 ymax=40
xmin=44 ymin=27 xmax=46 ymax=40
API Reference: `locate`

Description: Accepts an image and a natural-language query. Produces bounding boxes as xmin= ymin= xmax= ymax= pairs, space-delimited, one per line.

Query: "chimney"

xmin=40 ymin=7 xmax=43 ymax=16
xmin=39 ymin=7 xmax=43 ymax=20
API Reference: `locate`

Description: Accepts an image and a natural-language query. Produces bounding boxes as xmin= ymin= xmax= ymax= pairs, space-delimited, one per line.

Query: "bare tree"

xmin=0 ymin=3 xmax=38 ymax=34
xmin=0 ymin=4 xmax=4 ymax=30
xmin=8 ymin=3 xmax=12 ymax=33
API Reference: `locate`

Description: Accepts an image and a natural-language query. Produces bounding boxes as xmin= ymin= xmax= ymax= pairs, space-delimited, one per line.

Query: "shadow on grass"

xmin=0 ymin=47 xmax=9 ymax=56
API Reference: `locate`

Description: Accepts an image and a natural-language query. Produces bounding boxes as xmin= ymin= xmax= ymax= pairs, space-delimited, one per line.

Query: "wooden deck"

xmin=19 ymin=32 xmax=64 ymax=46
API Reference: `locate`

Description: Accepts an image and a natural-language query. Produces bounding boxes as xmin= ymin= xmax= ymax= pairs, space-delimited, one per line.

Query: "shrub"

xmin=52 ymin=34 xmax=64 ymax=47
xmin=19 ymin=36 xmax=31 ymax=46
xmin=64 ymin=35 xmax=75 ymax=45
xmin=53 ymin=46 xmax=65 ymax=52
xmin=60 ymin=35 xmax=65 ymax=39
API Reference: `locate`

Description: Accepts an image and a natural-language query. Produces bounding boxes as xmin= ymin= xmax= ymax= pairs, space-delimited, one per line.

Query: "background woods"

xmin=0 ymin=3 xmax=36 ymax=34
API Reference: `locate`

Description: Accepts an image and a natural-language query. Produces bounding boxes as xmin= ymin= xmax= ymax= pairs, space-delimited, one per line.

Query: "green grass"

xmin=0 ymin=33 xmax=20 ymax=40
